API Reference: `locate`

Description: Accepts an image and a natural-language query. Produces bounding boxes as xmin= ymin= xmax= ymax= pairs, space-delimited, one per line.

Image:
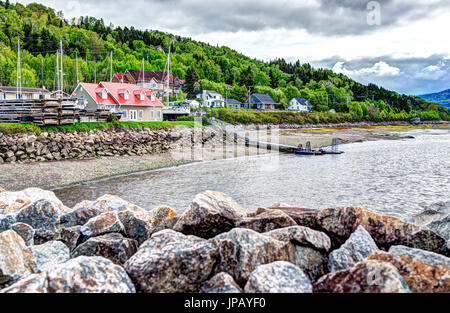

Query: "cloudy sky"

xmin=15 ymin=0 xmax=450 ymax=95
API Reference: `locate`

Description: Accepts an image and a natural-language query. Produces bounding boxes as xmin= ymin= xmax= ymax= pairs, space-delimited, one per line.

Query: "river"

xmin=54 ymin=128 xmax=450 ymax=220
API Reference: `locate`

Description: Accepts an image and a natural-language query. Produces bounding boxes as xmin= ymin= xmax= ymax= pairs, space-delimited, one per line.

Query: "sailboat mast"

xmin=56 ymin=50 xmax=60 ymax=95
xmin=110 ymin=51 xmax=113 ymax=82
xmin=60 ymin=40 xmax=63 ymax=97
xmin=142 ymin=58 xmax=145 ymax=86
xmin=166 ymin=40 xmax=171 ymax=105
xmin=76 ymin=51 xmax=79 ymax=84
xmin=16 ymin=40 xmax=21 ymax=99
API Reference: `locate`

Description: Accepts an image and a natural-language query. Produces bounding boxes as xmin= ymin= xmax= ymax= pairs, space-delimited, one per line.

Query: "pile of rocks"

xmin=0 ymin=188 xmax=448 ymax=293
xmin=0 ymin=126 xmax=234 ymax=164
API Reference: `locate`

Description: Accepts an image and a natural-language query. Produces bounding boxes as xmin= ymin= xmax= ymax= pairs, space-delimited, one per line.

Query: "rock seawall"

xmin=0 ymin=187 xmax=449 ymax=293
xmin=0 ymin=127 xmax=232 ymax=164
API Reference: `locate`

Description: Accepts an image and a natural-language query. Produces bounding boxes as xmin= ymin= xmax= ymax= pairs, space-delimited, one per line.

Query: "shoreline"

xmin=1 ymin=124 xmax=448 ymax=192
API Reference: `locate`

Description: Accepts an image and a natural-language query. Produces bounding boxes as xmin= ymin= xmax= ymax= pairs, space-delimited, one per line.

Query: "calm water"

xmin=54 ymin=129 xmax=450 ymax=220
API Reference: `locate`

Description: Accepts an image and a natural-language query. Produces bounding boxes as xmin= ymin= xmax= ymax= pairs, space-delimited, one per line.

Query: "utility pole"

xmin=247 ymin=86 xmax=252 ymax=110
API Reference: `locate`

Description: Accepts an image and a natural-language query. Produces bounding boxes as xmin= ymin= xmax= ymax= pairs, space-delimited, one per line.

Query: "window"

xmin=151 ymin=95 xmax=155 ymax=102
xmin=138 ymin=110 xmax=144 ymax=120
xmin=151 ymin=110 xmax=154 ymax=119
xmin=124 ymin=90 xmax=130 ymax=100
xmin=129 ymin=110 xmax=137 ymax=121
xmin=157 ymin=111 xmax=161 ymax=118
xmin=102 ymin=90 xmax=108 ymax=100
xmin=122 ymin=110 xmax=128 ymax=119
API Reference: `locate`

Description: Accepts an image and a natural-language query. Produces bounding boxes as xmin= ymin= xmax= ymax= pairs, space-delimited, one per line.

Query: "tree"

xmin=240 ymin=66 xmax=254 ymax=88
xmin=184 ymin=66 xmax=200 ymax=98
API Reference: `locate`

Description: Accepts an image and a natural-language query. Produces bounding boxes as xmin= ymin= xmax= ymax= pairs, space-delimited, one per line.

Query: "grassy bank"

xmin=211 ymin=108 xmax=448 ymax=125
xmin=0 ymin=121 xmax=197 ymax=134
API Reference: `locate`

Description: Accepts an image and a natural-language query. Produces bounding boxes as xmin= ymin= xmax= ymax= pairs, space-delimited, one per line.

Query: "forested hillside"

xmin=420 ymin=89 xmax=450 ymax=109
xmin=0 ymin=1 xmax=448 ymax=120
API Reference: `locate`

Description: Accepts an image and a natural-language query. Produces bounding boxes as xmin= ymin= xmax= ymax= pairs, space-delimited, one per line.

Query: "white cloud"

xmin=415 ymin=60 xmax=449 ymax=80
xmin=332 ymin=61 xmax=401 ymax=77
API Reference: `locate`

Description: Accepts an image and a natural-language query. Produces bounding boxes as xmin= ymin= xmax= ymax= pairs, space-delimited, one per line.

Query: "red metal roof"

xmin=99 ymin=82 xmax=163 ymax=107
xmin=79 ymin=83 xmax=116 ymax=105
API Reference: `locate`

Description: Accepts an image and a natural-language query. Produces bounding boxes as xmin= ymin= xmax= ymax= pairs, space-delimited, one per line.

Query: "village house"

xmin=226 ymin=98 xmax=242 ymax=109
xmin=197 ymin=90 xmax=225 ymax=108
xmin=186 ymin=99 xmax=201 ymax=108
xmin=0 ymin=86 xmax=51 ymax=100
xmin=71 ymin=82 xmax=163 ymax=121
xmin=287 ymin=98 xmax=313 ymax=113
xmin=243 ymin=93 xmax=277 ymax=110
xmin=112 ymin=69 xmax=184 ymax=97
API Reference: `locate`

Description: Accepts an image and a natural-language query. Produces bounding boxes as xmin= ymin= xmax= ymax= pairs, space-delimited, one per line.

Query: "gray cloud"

xmin=311 ymin=55 xmax=450 ymax=95
xmin=34 ymin=0 xmax=450 ymax=36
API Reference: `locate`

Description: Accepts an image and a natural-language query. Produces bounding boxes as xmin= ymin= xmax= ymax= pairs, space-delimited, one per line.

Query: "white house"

xmin=287 ymin=98 xmax=313 ymax=113
xmin=186 ymin=99 xmax=201 ymax=109
xmin=197 ymin=90 xmax=225 ymax=108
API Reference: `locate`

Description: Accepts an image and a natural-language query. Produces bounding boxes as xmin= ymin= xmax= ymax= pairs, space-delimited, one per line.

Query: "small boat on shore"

xmin=294 ymin=141 xmax=324 ymax=156
xmin=295 ymin=149 xmax=323 ymax=155
xmin=295 ymin=138 xmax=344 ymax=156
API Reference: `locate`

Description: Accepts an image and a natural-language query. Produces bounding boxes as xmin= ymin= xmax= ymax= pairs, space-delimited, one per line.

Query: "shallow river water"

xmin=54 ymin=129 xmax=450 ymax=220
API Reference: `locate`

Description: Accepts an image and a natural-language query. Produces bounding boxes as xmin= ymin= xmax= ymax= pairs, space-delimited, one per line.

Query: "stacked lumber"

xmin=0 ymin=98 xmax=110 ymax=125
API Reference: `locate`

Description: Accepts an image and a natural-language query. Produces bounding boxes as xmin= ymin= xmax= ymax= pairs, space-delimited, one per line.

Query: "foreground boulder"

xmin=147 ymin=205 xmax=178 ymax=234
xmin=367 ymin=245 xmax=450 ymax=293
xmin=266 ymin=204 xmax=320 ymax=229
xmin=211 ymin=228 xmax=295 ymax=286
xmin=0 ymin=230 xmax=37 ymax=287
xmin=264 ymin=226 xmax=331 ymax=280
xmin=79 ymin=195 xmax=143 ymax=213
xmin=328 ymin=226 xmax=379 ymax=272
xmin=313 ymin=260 xmax=410 ymax=293
xmin=244 ymin=261 xmax=312 ymax=293
xmin=72 ymin=233 xmax=138 ymax=265
xmin=30 ymin=241 xmax=70 ymax=272
xmin=11 ymin=223 xmax=35 ymax=246
xmin=1 ymin=256 xmax=135 ymax=293
xmin=317 ymin=207 xmax=446 ymax=253
xmin=198 ymin=272 xmax=243 ymax=293
xmin=60 ymin=205 xmax=103 ymax=228
xmin=125 ymin=230 xmax=217 ymax=292
xmin=15 ymin=199 xmax=63 ymax=244
xmin=410 ymin=202 xmax=449 ymax=240
xmin=174 ymin=191 xmax=247 ymax=238
xmin=80 ymin=212 xmax=125 ymax=239
xmin=0 ymin=214 xmax=17 ymax=232
xmin=57 ymin=226 xmax=82 ymax=251
xmin=0 ymin=188 xmax=68 ymax=216
xmin=265 ymin=226 xmax=331 ymax=253
xmin=235 ymin=209 xmax=297 ymax=233
xmin=117 ymin=210 xmax=152 ymax=245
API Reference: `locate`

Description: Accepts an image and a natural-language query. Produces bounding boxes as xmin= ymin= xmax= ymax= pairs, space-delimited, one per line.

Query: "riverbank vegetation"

xmin=211 ymin=108 xmax=446 ymax=125
xmin=0 ymin=121 xmax=196 ymax=134
xmin=0 ymin=1 xmax=448 ymax=119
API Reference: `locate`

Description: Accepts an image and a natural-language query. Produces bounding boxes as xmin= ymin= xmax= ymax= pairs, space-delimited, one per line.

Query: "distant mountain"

xmin=419 ymin=89 xmax=450 ymax=108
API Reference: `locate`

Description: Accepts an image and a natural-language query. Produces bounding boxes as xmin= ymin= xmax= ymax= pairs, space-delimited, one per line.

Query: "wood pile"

xmin=0 ymin=98 xmax=110 ymax=126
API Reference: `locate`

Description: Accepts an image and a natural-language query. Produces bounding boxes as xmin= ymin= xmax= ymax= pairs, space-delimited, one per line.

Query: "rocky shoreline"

xmin=0 ymin=188 xmax=448 ymax=293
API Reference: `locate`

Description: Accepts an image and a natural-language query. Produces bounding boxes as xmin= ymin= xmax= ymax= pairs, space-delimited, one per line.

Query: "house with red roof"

xmin=71 ymin=82 xmax=164 ymax=121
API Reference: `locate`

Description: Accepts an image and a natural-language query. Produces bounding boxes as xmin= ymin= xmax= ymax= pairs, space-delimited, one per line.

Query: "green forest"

xmin=0 ymin=0 xmax=448 ymax=121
